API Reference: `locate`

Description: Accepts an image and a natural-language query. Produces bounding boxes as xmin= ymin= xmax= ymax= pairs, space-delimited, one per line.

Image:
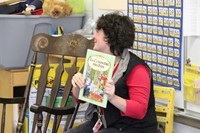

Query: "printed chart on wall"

xmin=128 ymin=0 xmax=183 ymax=90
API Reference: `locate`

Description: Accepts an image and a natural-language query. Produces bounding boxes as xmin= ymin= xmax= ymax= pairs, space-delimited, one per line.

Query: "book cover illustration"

xmin=78 ymin=49 xmax=116 ymax=108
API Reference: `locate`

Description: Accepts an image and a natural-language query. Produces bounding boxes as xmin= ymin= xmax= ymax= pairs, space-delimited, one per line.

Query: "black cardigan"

xmin=103 ymin=53 xmax=157 ymax=132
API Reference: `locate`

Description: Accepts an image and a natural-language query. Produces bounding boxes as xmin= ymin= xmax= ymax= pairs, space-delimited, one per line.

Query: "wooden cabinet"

xmin=0 ymin=68 xmax=29 ymax=133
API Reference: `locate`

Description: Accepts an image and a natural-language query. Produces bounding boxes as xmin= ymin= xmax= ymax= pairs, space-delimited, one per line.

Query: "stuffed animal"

xmin=42 ymin=0 xmax=73 ymax=18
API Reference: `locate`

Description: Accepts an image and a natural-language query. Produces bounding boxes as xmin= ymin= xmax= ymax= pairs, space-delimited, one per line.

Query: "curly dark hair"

xmin=96 ymin=12 xmax=135 ymax=56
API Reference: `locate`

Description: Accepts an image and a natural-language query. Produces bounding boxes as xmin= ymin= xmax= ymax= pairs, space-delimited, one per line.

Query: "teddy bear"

xmin=42 ymin=0 xmax=73 ymax=19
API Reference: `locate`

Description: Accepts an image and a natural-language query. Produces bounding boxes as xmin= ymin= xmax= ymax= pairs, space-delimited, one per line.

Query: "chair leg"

xmin=157 ymin=124 xmax=165 ymax=133
xmin=36 ymin=113 xmax=43 ymax=133
xmin=1 ymin=104 xmax=6 ymax=133
xmin=16 ymin=121 xmax=23 ymax=133
xmin=64 ymin=103 xmax=80 ymax=131
xmin=52 ymin=115 xmax=58 ymax=133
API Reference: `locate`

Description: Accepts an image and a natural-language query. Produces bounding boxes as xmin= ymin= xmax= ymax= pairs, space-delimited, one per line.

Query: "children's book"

xmin=78 ymin=49 xmax=116 ymax=108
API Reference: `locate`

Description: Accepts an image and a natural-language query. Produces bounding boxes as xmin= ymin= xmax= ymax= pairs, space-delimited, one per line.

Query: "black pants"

xmin=64 ymin=113 xmax=145 ymax=133
xmin=64 ymin=112 xmax=119 ymax=133
xmin=64 ymin=120 xmax=120 ymax=133
xmin=0 ymin=2 xmax=26 ymax=14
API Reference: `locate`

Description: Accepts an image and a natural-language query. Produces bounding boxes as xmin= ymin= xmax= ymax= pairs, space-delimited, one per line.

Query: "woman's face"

xmin=92 ymin=29 xmax=112 ymax=55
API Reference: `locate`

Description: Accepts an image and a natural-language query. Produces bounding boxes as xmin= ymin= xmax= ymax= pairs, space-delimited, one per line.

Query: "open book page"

xmin=78 ymin=49 xmax=116 ymax=108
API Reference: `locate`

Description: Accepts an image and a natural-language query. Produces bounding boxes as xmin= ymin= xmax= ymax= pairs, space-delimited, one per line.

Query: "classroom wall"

xmin=84 ymin=0 xmax=93 ymax=22
xmin=182 ymin=0 xmax=200 ymax=119
xmin=92 ymin=0 xmax=127 ymax=21
xmin=187 ymin=37 xmax=200 ymax=65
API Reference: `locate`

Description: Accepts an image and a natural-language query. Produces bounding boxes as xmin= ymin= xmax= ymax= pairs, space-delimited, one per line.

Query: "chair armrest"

xmin=30 ymin=104 xmax=75 ymax=115
xmin=0 ymin=97 xmax=25 ymax=104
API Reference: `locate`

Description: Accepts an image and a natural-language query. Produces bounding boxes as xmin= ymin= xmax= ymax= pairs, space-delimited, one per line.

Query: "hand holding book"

xmin=103 ymin=79 xmax=116 ymax=101
xmin=78 ymin=49 xmax=116 ymax=108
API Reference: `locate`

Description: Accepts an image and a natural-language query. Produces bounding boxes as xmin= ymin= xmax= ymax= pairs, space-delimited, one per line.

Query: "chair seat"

xmin=0 ymin=97 xmax=25 ymax=104
xmin=30 ymin=104 xmax=75 ymax=115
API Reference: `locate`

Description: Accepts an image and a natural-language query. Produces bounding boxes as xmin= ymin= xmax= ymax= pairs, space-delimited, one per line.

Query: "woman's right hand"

xmin=71 ymin=73 xmax=85 ymax=89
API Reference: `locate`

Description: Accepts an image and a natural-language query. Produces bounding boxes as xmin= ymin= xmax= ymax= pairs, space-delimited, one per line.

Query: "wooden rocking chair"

xmin=0 ymin=33 xmax=93 ymax=133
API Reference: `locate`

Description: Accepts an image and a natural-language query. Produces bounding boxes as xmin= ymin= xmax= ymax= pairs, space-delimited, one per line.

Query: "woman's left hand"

xmin=104 ymin=79 xmax=127 ymax=113
xmin=104 ymin=79 xmax=116 ymax=101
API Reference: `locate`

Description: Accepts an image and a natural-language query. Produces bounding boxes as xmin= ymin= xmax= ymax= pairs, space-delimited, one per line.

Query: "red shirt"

xmin=117 ymin=64 xmax=150 ymax=119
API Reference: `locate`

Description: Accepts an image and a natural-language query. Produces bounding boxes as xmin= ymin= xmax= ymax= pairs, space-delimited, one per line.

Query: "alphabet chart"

xmin=128 ymin=0 xmax=183 ymax=90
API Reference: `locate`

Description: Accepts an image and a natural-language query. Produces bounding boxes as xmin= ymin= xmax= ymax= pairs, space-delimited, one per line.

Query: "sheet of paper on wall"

xmin=183 ymin=0 xmax=200 ymax=36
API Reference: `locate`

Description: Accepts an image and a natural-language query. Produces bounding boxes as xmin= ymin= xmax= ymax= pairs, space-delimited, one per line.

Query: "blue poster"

xmin=127 ymin=0 xmax=183 ymax=90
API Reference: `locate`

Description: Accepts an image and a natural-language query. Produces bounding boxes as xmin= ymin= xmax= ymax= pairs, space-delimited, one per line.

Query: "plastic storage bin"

xmin=0 ymin=14 xmax=85 ymax=69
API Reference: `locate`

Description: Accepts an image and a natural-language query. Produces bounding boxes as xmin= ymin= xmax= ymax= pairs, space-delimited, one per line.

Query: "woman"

xmin=66 ymin=12 xmax=157 ymax=133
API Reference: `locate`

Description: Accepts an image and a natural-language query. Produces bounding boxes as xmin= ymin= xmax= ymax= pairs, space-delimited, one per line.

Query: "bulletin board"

xmin=128 ymin=0 xmax=183 ymax=90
